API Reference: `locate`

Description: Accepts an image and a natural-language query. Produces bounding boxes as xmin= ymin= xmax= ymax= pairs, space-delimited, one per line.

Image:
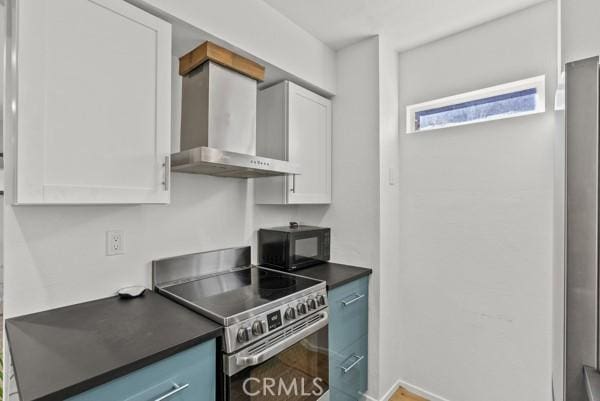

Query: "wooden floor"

xmin=390 ymin=387 xmax=429 ymax=401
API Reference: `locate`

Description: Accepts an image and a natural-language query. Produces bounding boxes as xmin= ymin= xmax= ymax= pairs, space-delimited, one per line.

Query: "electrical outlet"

xmin=106 ymin=230 xmax=125 ymax=256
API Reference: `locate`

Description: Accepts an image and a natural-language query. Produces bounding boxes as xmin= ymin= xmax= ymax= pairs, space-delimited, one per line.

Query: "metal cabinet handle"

xmin=151 ymin=383 xmax=190 ymax=401
xmin=341 ymin=354 xmax=364 ymax=374
xmin=342 ymin=293 xmax=365 ymax=307
xmin=290 ymin=174 xmax=296 ymax=193
xmin=163 ymin=156 xmax=170 ymax=191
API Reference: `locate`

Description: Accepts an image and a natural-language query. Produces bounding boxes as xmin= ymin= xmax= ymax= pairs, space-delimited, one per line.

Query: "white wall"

xmin=302 ymin=38 xmax=380 ymax=269
xmin=397 ymin=2 xmax=557 ymax=401
xmin=562 ymin=0 xmax=600 ymax=63
xmin=377 ymin=35 xmax=402 ymax=400
xmin=4 ymin=174 xmax=305 ymax=316
xmin=300 ymin=36 xmax=384 ymax=399
xmin=299 ymin=35 xmax=402 ymax=401
xmin=130 ymin=0 xmax=336 ymax=95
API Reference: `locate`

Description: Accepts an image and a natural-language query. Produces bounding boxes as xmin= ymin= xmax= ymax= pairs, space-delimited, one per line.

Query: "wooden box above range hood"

xmin=179 ymin=41 xmax=265 ymax=81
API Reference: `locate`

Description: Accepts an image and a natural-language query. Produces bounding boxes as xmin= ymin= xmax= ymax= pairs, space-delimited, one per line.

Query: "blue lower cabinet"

xmin=328 ymin=277 xmax=369 ymax=353
xmin=328 ymin=277 xmax=369 ymax=401
xmin=68 ymin=340 xmax=216 ymax=401
xmin=331 ymin=388 xmax=363 ymax=401
xmin=330 ymin=336 xmax=368 ymax=399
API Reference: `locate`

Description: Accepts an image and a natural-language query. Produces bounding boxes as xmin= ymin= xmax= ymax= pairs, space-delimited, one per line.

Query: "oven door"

xmin=225 ymin=310 xmax=329 ymax=401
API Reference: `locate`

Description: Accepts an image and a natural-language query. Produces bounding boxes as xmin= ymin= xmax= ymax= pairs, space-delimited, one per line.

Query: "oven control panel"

xmin=225 ymin=289 xmax=328 ymax=353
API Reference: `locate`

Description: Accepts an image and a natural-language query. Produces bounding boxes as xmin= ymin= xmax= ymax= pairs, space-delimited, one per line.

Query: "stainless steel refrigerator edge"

xmin=556 ymin=56 xmax=600 ymax=401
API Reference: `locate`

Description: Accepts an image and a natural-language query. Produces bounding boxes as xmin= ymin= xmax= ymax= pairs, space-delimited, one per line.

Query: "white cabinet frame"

xmin=11 ymin=0 xmax=171 ymax=204
xmin=256 ymin=81 xmax=332 ymax=204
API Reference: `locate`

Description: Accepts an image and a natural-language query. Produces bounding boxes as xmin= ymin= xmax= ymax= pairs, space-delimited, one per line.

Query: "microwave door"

xmin=294 ymin=236 xmax=320 ymax=261
xmin=290 ymin=231 xmax=328 ymax=268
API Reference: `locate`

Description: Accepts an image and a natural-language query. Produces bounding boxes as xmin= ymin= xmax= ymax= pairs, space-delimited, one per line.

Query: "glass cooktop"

xmin=161 ymin=267 xmax=322 ymax=322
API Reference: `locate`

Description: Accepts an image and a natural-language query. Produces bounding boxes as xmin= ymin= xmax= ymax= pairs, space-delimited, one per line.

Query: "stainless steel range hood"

xmin=171 ymin=146 xmax=299 ymax=178
xmin=171 ymin=42 xmax=300 ymax=178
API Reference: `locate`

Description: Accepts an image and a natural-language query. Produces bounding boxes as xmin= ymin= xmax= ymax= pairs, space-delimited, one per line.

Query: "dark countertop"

xmin=6 ymin=291 xmax=222 ymax=401
xmin=585 ymin=366 xmax=600 ymax=401
xmin=294 ymin=262 xmax=372 ymax=290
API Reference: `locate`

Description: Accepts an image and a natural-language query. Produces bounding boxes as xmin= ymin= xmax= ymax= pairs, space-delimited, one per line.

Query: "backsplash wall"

xmin=3 ymin=174 xmax=302 ymax=318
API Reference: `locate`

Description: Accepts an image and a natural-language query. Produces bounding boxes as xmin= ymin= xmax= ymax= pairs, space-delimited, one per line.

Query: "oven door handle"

xmin=235 ymin=311 xmax=328 ymax=369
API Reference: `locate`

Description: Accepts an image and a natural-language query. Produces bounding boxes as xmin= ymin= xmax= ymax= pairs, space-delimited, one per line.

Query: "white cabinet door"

xmin=14 ymin=0 xmax=171 ymax=204
xmin=286 ymin=82 xmax=331 ymax=204
xmin=255 ymin=81 xmax=331 ymax=204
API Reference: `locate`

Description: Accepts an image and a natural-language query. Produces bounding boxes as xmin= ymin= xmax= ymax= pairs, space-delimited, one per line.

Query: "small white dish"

xmin=117 ymin=286 xmax=146 ymax=299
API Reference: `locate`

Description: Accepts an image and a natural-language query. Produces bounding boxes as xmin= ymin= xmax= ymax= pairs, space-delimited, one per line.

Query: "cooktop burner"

xmin=161 ymin=266 xmax=321 ymax=322
xmin=153 ymin=247 xmax=328 ymax=353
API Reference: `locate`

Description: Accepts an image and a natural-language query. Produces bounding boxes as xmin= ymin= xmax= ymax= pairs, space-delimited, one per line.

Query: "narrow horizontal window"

xmin=406 ymin=75 xmax=545 ymax=133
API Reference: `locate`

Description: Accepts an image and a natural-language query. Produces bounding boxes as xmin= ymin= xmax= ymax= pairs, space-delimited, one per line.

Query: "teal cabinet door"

xmin=328 ymin=277 xmax=369 ymax=401
xmin=68 ymin=340 xmax=216 ymax=401
xmin=328 ymin=277 xmax=369 ymax=353
xmin=330 ymin=336 xmax=368 ymax=400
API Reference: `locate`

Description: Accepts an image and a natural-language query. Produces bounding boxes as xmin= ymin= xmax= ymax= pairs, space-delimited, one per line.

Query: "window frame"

xmin=405 ymin=75 xmax=546 ymax=134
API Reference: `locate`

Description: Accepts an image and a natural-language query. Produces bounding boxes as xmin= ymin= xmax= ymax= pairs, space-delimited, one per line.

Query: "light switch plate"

xmin=106 ymin=230 xmax=125 ymax=256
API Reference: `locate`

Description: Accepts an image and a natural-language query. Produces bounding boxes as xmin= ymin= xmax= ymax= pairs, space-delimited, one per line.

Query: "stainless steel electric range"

xmin=153 ymin=246 xmax=330 ymax=401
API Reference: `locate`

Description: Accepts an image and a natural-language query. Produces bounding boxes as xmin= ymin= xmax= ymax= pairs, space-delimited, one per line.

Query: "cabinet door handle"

xmin=151 ymin=383 xmax=189 ymax=401
xmin=290 ymin=174 xmax=296 ymax=193
xmin=340 ymin=354 xmax=364 ymax=374
xmin=163 ymin=156 xmax=170 ymax=191
xmin=341 ymin=293 xmax=365 ymax=307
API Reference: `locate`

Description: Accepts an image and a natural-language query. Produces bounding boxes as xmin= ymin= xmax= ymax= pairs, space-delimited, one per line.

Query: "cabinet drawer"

xmin=68 ymin=340 xmax=216 ymax=401
xmin=330 ymin=387 xmax=362 ymax=401
xmin=329 ymin=277 xmax=369 ymax=352
xmin=330 ymin=336 xmax=368 ymax=401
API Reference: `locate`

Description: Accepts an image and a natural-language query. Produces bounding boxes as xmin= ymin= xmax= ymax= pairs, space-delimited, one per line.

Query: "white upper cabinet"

xmin=256 ymin=81 xmax=332 ymax=204
xmin=13 ymin=0 xmax=171 ymax=204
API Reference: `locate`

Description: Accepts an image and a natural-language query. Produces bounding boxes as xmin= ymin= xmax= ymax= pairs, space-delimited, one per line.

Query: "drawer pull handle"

xmin=151 ymin=383 xmax=190 ymax=401
xmin=342 ymin=293 xmax=365 ymax=307
xmin=341 ymin=354 xmax=365 ymax=374
xmin=290 ymin=174 xmax=296 ymax=193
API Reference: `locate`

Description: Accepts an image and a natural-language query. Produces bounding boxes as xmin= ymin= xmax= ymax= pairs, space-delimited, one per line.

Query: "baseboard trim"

xmin=364 ymin=378 xmax=453 ymax=401
xmin=363 ymin=381 xmax=398 ymax=401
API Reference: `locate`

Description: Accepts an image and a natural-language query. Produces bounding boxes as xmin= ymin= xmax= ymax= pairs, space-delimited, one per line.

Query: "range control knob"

xmin=237 ymin=327 xmax=250 ymax=343
xmin=307 ymin=298 xmax=317 ymax=310
xmin=285 ymin=307 xmax=297 ymax=321
xmin=317 ymin=295 xmax=326 ymax=306
xmin=252 ymin=321 xmax=265 ymax=336
xmin=297 ymin=302 xmax=307 ymax=315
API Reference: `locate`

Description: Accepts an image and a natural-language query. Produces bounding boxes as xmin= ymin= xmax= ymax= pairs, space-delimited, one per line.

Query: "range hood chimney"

xmin=171 ymin=42 xmax=300 ymax=178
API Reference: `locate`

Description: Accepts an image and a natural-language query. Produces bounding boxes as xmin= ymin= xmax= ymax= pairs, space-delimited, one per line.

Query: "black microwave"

xmin=258 ymin=223 xmax=330 ymax=271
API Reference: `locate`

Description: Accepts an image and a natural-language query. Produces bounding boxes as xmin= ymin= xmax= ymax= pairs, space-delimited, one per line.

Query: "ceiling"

xmin=262 ymin=0 xmax=551 ymax=51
